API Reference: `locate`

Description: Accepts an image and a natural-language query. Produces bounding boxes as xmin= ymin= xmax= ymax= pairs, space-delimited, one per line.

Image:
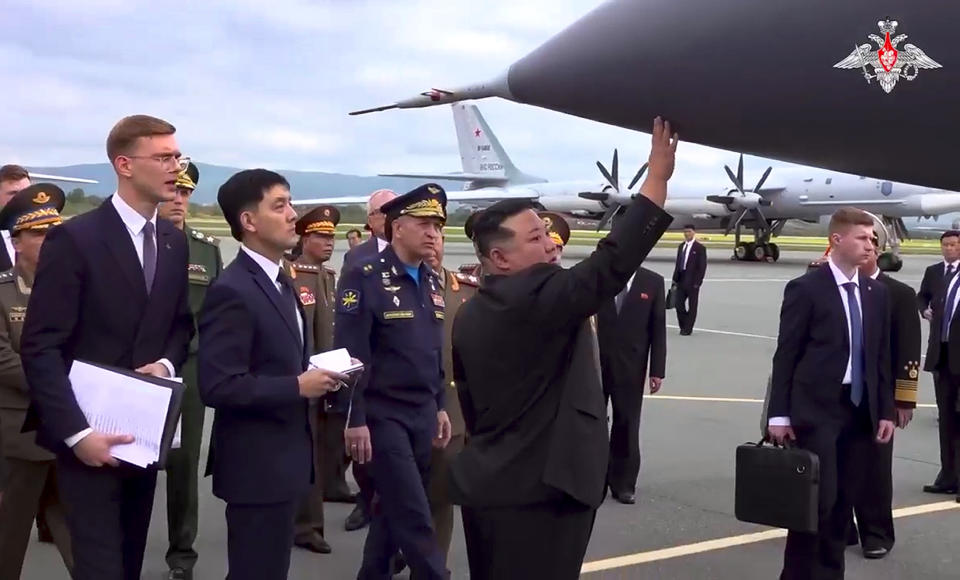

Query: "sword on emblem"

xmin=854 ymin=43 xmax=873 ymax=84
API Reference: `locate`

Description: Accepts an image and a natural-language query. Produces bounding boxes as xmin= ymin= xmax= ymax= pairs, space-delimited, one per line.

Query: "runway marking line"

xmin=667 ymin=325 xmax=776 ymax=341
xmin=581 ymin=501 xmax=960 ymax=573
xmin=648 ymin=394 xmax=937 ymax=409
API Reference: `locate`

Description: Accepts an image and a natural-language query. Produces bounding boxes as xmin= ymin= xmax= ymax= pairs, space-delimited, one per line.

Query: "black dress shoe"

xmin=324 ymin=492 xmax=358 ymax=504
xmin=862 ymin=546 xmax=889 ymax=559
xmin=614 ymin=492 xmax=636 ymax=504
xmin=294 ymin=531 xmax=332 ymax=554
xmin=168 ymin=568 xmax=192 ymax=580
xmin=345 ymin=504 xmax=371 ymax=532
xmin=922 ymin=483 xmax=958 ymax=494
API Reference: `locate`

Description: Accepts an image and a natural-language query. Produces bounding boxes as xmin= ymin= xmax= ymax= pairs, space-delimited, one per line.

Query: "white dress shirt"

xmin=769 ymin=258 xmax=861 ymax=428
xmin=942 ymin=267 xmax=960 ymax=341
xmin=241 ymin=245 xmax=304 ymax=345
xmin=376 ymin=237 xmax=388 ymax=253
xmin=2 ymin=230 xmax=14 ymax=265
xmin=65 ymin=194 xmax=173 ymax=448
xmin=682 ymin=241 xmax=693 ymax=270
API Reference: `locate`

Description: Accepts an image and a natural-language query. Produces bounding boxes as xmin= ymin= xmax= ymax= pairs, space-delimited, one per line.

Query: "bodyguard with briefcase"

xmin=757 ymin=209 xmax=896 ymax=580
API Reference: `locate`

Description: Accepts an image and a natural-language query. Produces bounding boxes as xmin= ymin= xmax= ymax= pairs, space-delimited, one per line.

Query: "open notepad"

xmin=69 ymin=360 xmax=184 ymax=468
xmin=309 ymin=348 xmax=364 ymax=375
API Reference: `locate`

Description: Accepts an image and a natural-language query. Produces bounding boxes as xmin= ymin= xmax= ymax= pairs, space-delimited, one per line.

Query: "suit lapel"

xmin=0 ymin=241 xmax=11 ymax=271
xmin=240 ymin=252 xmax=302 ymax=346
xmin=817 ymin=265 xmax=850 ymax=352
xmin=98 ymin=200 xmax=148 ymax=304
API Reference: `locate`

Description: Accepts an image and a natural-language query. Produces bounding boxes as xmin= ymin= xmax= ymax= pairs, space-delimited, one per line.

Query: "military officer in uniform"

xmin=539 ymin=211 xmax=571 ymax=264
xmin=0 ymin=183 xmax=73 ymax=579
xmin=335 ymin=183 xmax=452 ymax=580
xmin=157 ymin=161 xmax=223 ymax=580
xmin=289 ymin=205 xmax=341 ymax=555
xmin=422 ymin=233 xmax=479 ymax=575
xmin=846 ymin=235 xmax=922 ymax=558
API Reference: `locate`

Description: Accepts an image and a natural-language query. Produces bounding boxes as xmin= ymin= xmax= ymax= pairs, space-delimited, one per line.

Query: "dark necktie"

xmin=615 ymin=284 xmax=629 ymax=314
xmin=942 ymin=274 xmax=960 ymax=342
xmin=143 ymin=221 xmax=156 ymax=294
xmin=277 ymin=271 xmax=303 ymax=345
xmin=946 ymin=264 xmax=956 ymax=285
xmin=842 ymin=282 xmax=864 ymax=407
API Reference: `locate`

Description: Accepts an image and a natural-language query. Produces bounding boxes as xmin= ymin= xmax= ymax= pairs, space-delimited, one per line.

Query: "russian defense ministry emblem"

xmin=834 ymin=18 xmax=941 ymax=93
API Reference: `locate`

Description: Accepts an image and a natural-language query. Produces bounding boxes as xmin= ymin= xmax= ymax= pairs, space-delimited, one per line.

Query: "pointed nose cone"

xmin=502 ymin=0 xmax=959 ymax=191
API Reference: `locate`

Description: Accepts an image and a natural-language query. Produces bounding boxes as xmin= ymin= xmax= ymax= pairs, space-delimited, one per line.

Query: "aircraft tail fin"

xmin=452 ymin=102 xmax=538 ymax=185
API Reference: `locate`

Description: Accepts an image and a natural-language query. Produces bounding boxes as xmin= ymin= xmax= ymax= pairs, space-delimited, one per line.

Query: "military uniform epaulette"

xmin=292 ymin=262 xmax=320 ymax=273
xmin=190 ymin=228 xmax=219 ymax=246
xmin=0 ymin=270 xmax=15 ymax=283
xmin=452 ymin=271 xmax=479 ymax=287
xmin=323 ymin=266 xmax=336 ymax=276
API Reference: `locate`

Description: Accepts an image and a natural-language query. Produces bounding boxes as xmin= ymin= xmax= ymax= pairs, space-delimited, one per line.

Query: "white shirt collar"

xmin=1 ymin=231 xmax=9 ymax=240
xmin=241 ymin=245 xmax=282 ymax=283
xmin=869 ymin=268 xmax=880 ymax=280
xmin=827 ymin=257 xmax=859 ymax=287
xmin=111 ymin=192 xmax=157 ymax=235
xmin=945 ymin=260 xmax=960 ymax=269
xmin=376 ymin=237 xmax=389 ymax=252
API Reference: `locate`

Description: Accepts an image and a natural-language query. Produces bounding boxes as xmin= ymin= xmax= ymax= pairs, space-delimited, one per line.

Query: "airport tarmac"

xmin=21 ymin=241 xmax=960 ymax=579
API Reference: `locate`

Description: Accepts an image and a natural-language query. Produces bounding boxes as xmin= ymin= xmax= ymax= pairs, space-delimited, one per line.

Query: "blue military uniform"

xmin=334 ymin=184 xmax=448 ymax=580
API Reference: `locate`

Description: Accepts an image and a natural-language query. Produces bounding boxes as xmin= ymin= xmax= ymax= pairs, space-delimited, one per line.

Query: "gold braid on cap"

xmin=304 ymin=220 xmax=336 ymax=235
xmin=14 ymin=208 xmax=62 ymax=231
xmin=175 ymin=171 xmax=196 ymax=190
xmin=400 ymin=198 xmax=445 ymax=219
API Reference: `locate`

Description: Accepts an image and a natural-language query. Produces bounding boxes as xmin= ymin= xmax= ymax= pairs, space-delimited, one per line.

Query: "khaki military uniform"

xmin=0 ymin=267 xmax=73 ymax=578
xmin=166 ymin=225 xmax=222 ymax=572
xmin=290 ymin=260 xmax=339 ymax=536
xmin=426 ymin=268 xmax=479 ymax=561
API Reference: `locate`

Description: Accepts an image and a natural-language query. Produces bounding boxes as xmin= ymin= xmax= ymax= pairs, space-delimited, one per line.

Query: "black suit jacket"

xmin=877 ymin=273 xmax=921 ymax=408
xmin=0 ymin=238 xmax=12 ymax=272
xmin=672 ymin=240 xmax=706 ymax=288
xmin=923 ymin=268 xmax=960 ymax=375
xmin=450 ymin=195 xmax=672 ymax=509
xmin=769 ymin=264 xmax=893 ymax=430
xmin=20 ymin=198 xmax=193 ymax=453
xmin=197 ymin=249 xmax=312 ymax=505
xmin=340 ymin=236 xmax=382 ymax=275
xmin=918 ymin=261 xmax=952 ymax=313
xmin=597 ymin=267 xmax=667 ymax=388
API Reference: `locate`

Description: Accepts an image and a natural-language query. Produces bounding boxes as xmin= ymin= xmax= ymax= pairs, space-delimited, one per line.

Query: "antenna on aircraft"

xmin=348 ymin=74 xmax=514 ymax=116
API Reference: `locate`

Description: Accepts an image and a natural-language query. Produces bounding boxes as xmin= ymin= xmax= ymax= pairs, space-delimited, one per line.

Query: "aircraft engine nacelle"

xmin=727 ymin=192 xmax=767 ymax=211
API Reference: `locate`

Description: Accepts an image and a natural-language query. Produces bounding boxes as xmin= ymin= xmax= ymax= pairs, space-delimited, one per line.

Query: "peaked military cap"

xmin=296 ymin=205 xmax=341 ymax=236
xmin=0 ymin=183 xmax=66 ymax=233
xmin=382 ymin=183 xmax=447 ymax=240
xmin=175 ymin=161 xmax=200 ymax=190
xmin=539 ymin=211 xmax=571 ymax=247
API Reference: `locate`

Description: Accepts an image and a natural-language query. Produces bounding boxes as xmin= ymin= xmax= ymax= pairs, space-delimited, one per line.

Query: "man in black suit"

xmin=671 ymin=224 xmax=706 ymax=335
xmin=198 ymin=169 xmax=344 ymax=580
xmin=917 ymin=230 xmax=960 ymax=495
xmin=768 ymin=207 xmax=896 ymax=580
xmin=19 ymin=115 xmax=195 ymax=580
xmin=917 ymin=230 xmax=960 ymax=321
xmin=451 ymin=117 xmax=677 ymax=580
xmin=845 ymin=236 xmax=921 ymax=559
xmin=598 ymin=266 xmax=666 ymax=504
xmin=335 ymin=187 xmax=398 ymax=532
xmin=922 ymin=231 xmax=960 ymax=503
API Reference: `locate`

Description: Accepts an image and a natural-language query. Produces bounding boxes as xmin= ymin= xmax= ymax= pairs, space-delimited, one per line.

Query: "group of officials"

xmin=0 ymin=109 xmax=949 ymax=580
xmin=0 ymin=113 xmax=677 ymax=580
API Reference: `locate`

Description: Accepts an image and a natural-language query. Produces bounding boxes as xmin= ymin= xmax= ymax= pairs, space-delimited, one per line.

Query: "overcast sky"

xmin=2 ymin=0 xmax=823 ymax=194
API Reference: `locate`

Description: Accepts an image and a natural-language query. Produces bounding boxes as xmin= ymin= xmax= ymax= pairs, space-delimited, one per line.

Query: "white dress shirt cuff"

xmin=158 ymin=358 xmax=175 ymax=378
xmin=768 ymin=416 xmax=791 ymax=427
xmin=65 ymin=428 xmax=93 ymax=448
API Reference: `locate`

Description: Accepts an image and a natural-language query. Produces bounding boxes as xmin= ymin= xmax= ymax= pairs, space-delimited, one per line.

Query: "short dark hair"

xmin=683 ymin=224 xmax=696 ymax=230
xmin=106 ymin=115 xmax=176 ymax=162
xmin=940 ymin=230 xmax=960 ymax=243
xmin=0 ymin=164 xmax=29 ymax=183
xmin=217 ymin=169 xmax=290 ymax=241
xmin=471 ymin=199 xmax=536 ymax=258
xmin=346 ymin=228 xmax=362 ymax=239
xmin=828 ymin=207 xmax=873 ymax=235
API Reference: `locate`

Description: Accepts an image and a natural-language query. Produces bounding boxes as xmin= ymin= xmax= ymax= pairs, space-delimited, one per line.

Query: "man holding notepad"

xmin=20 ymin=115 xmax=195 ymax=580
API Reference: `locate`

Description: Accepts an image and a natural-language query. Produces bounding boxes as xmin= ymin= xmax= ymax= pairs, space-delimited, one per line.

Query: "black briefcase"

xmin=665 ymin=283 xmax=677 ymax=310
xmin=735 ymin=439 xmax=820 ymax=533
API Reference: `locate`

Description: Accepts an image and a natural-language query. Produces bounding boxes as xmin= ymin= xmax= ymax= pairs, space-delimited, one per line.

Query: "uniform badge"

xmin=340 ymin=289 xmax=360 ymax=312
xmin=640 ymin=292 xmax=649 ymax=300
xmin=393 ymin=295 xmax=401 ymax=307
xmin=431 ymin=293 xmax=445 ymax=308
xmin=833 ymin=18 xmax=942 ymax=93
xmin=299 ymin=286 xmax=316 ymax=305
xmin=382 ymin=285 xmax=401 ymax=293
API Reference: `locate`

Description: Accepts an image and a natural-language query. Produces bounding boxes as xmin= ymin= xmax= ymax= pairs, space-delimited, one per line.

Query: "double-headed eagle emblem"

xmin=834 ymin=18 xmax=941 ymax=94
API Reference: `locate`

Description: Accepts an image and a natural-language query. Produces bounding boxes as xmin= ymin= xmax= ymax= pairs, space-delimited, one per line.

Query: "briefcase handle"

xmin=752 ymin=436 xmax=795 ymax=450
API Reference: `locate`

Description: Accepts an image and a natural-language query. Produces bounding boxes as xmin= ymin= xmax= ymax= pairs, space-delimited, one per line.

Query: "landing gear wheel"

xmin=752 ymin=243 xmax=768 ymax=262
xmin=768 ymin=243 xmax=780 ymax=262
xmin=744 ymin=242 xmax=757 ymax=261
xmin=734 ymin=243 xmax=748 ymax=261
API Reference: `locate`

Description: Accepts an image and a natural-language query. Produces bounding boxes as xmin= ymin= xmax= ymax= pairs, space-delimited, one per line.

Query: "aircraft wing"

xmin=31 ymin=173 xmax=99 ymax=184
xmin=292 ymin=188 xmax=538 ymax=208
xmin=378 ymin=172 xmax=509 ymax=184
xmin=798 ymin=199 xmax=904 ymax=206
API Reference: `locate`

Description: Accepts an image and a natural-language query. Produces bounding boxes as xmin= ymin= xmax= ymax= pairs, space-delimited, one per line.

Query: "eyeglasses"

xmin=125 ymin=154 xmax=190 ymax=171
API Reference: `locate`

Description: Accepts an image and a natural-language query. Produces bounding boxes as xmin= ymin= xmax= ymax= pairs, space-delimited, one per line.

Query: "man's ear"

xmin=489 ymin=247 xmax=510 ymax=271
xmin=240 ymin=210 xmax=256 ymax=235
